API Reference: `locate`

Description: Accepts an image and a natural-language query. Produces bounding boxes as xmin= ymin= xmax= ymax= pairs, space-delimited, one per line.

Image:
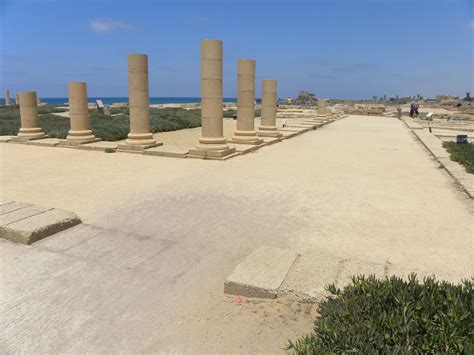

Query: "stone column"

xmin=317 ymin=99 xmax=327 ymax=115
xmin=64 ymin=82 xmax=98 ymax=144
xmin=258 ymin=80 xmax=281 ymax=138
xmin=119 ymin=54 xmax=160 ymax=150
xmin=15 ymin=94 xmax=19 ymax=105
xmin=230 ymin=59 xmax=262 ymax=145
xmin=14 ymin=92 xmax=46 ymax=141
xmin=4 ymin=90 xmax=11 ymax=106
xmin=189 ymin=39 xmax=234 ymax=158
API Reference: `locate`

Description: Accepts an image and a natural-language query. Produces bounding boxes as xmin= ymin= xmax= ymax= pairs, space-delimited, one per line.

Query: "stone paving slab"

xmin=224 ymin=246 xmax=298 ymax=299
xmin=24 ymin=138 xmax=60 ymax=147
xmin=0 ymin=205 xmax=53 ymax=225
xmin=261 ymin=137 xmax=281 ymax=145
xmin=0 ymin=201 xmax=31 ymax=214
xmin=227 ymin=143 xmax=264 ymax=155
xmin=0 ymin=203 xmax=81 ymax=244
xmin=226 ymin=247 xmax=391 ymax=302
xmin=279 ymin=251 xmax=340 ymax=302
xmin=0 ymin=135 xmax=14 ymax=143
xmin=279 ymin=131 xmax=300 ymax=139
xmin=77 ymin=141 xmax=119 ymax=151
xmin=143 ymin=145 xmax=189 ymax=158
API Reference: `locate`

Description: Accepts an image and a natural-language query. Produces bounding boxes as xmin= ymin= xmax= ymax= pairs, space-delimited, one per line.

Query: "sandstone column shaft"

xmin=259 ymin=80 xmax=280 ymax=135
xmin=17 ymin=92 xmax=46 ymax=139
xmin=197 ymin=39 xmax=229 ymax=150
xmin=4 ymin=90 xmax=11 ymax=105
xmin=67 ymin=82 xmax=96 ymax=142
xmin=318 ymin=99 xmax=327 ymax=114
xmin=231 ymin=59 xmax=262 ymax=144
xmin=126 ymin=54 xmax=156 ymax=146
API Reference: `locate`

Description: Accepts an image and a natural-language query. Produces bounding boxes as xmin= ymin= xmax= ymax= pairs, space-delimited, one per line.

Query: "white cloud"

xmin=89 ymin=19 xmax=140 ymax=33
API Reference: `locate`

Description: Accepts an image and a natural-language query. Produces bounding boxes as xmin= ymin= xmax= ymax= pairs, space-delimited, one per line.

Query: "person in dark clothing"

xmin=410 ymin=101 xmax=419 ymax=117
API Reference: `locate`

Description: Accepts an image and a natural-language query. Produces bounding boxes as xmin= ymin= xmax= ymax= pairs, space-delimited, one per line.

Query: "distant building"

xmin=293 ymin=91 xmax=318 ymax=105
xmin=436 ymin=95 xmax=459 ymax=101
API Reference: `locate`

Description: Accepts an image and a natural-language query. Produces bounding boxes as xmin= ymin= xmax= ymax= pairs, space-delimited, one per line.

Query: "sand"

xmin=1 ymin=115 xmax=472 ymax=353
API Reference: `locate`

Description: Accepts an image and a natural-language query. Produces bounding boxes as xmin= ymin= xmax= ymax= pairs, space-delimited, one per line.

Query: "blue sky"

xmin=1 ymin=0 xmax=473 ymax=99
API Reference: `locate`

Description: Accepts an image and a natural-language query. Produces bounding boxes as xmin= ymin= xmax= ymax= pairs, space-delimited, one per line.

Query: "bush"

xmin=0 ymin=106 xmax=202 ymax=141
xmin=443 ymin=142 xmax=474 ymax=174
xmin=223 ymin=109 xmax=261 ymax=118
xmin=286 ymin=275 xmax=473 ymax=354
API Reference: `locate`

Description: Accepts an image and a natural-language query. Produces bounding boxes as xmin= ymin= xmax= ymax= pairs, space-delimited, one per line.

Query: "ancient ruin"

xmin=229 ymin=59 xmax=263 ymax=145
xmin=4 ymin=90 xmax=11 ymax=106
xmin=118 ymin=54 xmax=161 ymax=151
xmin=12 ymin=92 xmax=46 ymax=141
xmin=63 ymin=82 xmax=99 ymax=145
xmin=189 ymin=39 xmax=235 ymax=159
xmin=258 ymin=80 xmax=282 ymax=138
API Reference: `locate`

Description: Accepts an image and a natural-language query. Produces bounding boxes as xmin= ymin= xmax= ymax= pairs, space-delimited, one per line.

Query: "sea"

xmin=32 ymin=97 xmax=236 ymax=105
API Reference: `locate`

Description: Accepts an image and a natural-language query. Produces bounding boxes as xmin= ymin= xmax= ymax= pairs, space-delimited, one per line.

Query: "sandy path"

xmin=1 ymin=115 xmax=472 ymax=353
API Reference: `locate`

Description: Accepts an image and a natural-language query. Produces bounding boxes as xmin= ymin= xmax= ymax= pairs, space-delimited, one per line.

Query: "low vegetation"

xmin=0 ymin=106 xmax=201 ymax=141
xmin=286 ymin=275 xmax=472 ymax=354
xmin=443 ymin=141 xmax=474 ymax=174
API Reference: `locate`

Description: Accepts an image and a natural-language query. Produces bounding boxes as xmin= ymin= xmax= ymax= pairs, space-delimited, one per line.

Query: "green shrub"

xmin=37 ymin=106 xmax=68 ymax=114
xmin=0 ymin=106 xmax=202 ymax=141
xmin=443 ymin=142 xmax=474 ymax=174
xmin=223 ymin=109 xmax=261 ymax=118
xmin=286 ymin=275 xmax=473 ymax=354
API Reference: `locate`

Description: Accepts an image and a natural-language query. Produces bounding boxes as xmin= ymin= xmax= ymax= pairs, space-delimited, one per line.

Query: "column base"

xmin=257 ymin=126 xmax=282 ymax=138
xmin=188 ymin=146 xmax=237 ymax=160
xmin=228 ymin=130 xmax=263 ymax=145
xmin=12 ymin=130 xmax=47 ymax=142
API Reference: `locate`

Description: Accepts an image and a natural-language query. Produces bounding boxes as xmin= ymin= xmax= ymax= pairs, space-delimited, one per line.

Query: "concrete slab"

xmin=143 ymin=145 xmax=189 ymax=158
xmin=0 ymin=135 xmax=14 ymax=143
xmin=279 ymin=251 xmax=340 ymax=302
xmin=224 ymin=246 xmax=298 ymax=299
xmin=24 ymin=138 xmax=60 ymax=147
xmin=77 ymin=141 xmax=118 ymax=152
xmin=0 ymin=208 xmax=81 ymax=244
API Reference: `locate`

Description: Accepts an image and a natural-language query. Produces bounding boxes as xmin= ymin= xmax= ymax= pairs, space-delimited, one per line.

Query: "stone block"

xmin=261 ymin=137 xmax=281 ymax=145
xmin=77 ymin=141 xmax=119 ymax=151
xmin=0 ymin=204 xmax=52 ymax=225
xmin=143 ymin=145 xmax=189 ymax=158
xmin=224 ymin=246 xmax=298 ymax=299
xmin=280 ymin=251 xmax=340 ymax=302
xmin=117 ymin=142 xmax=163 ymax=153
xmin=0 ymin=201 xmax=31 ymax=215
xmin=0 ymin=208 xmax=81 ymax=244
xmin=227 ymin=142 xmax=265 ymax=154
xmin=0 ymin=135 xmax=14 ymax=143
xmin=24 ymin=138 xmax=60 ymax=147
